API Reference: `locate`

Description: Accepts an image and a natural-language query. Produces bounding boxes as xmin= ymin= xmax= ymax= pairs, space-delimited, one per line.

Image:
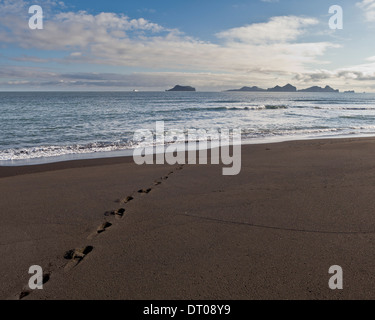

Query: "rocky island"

xmin=267 ymin=84 xmax=297 ymax=92
xmin=166 ymin=85 xmax=196 ymax=92
xmin=226 ymin=83 xmax=297 ymax=92
xmin=226 ymin=86 xmax=266 ymax=92
xmin=227 ymin=83 xmax=297 ymax=92
xmin=298 ymin=85 xmax=339 ymax=93
xmin=226 ymin=84 xmax=342 ymax=93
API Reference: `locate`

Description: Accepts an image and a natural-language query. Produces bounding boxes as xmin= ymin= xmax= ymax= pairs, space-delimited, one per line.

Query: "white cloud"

xmin=0 ymin=1 xmax=339 ymax=89
xmin=356 ymin=0 xmax=375 ymax=21
xmin=216 ymin=16 xmax=318 ymax=44
xmin=0 ymin=68 xmax=281 ymax=91
xmin=293 ymin=56 xmax=375 ymax=92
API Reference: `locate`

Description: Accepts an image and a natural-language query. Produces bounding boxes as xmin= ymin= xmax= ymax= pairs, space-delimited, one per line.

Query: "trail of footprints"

xmin=64 ymin=246 xmax=94 ymax=272
xmin=16 ymin=164 xmax=184 ymax=299
xmin=18 ymin=273 xmax=50 ymax=300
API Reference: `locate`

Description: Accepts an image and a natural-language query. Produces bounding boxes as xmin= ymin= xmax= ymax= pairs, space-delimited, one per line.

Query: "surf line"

xmin=133 ymin=121 xmax=242 ymax=176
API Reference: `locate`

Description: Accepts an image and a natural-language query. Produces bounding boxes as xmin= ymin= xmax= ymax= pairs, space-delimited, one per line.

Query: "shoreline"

xmin=1 ymin=137 xmax=375 ymax=299
xmin=2 ymin=133 xmax=375 ymax=171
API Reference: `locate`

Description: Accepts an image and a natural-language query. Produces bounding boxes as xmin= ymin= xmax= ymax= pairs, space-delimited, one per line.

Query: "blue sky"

xmin=1 ymin=0 xmax=375 ymax=91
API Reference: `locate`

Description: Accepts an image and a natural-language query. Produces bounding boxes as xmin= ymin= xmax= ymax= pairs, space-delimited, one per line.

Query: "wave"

xmin=198 ymin=105 xmax=288 ymax=111
xmin=156 ymin=105 xmax=289 ymax=113
xmin=242 ymin=124 xmax=375 ymax=138
xmin=340 ymin=115 xmax=375 ymax=120
xmin=294 ymin=99 xmax=372 ymax=104
xmin=264 ymin=105 xmax=288 ymax=110
xmin=0 ymin=142 xmax=135 ymax=161
xmin=242 ymin=127 xmax=342 ymax=136
xmin=3 ymin=123 xmax=375 ymax=162
xmin=291 ymin=105 xmax=375 ymax=110
xmin=226 ymin=106 xmax=263 ymax=111
xmin=209 ymin=100 xmax=242 ymax=104
xmin=313 ymin=106 xmax=375 ymax=110
xmin=293 ymin=99 xmax=326 ymax=102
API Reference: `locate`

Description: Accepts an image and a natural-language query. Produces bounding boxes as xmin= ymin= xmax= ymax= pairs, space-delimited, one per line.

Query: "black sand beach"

xmin=1 ymin=138 xmax=375 ymax=299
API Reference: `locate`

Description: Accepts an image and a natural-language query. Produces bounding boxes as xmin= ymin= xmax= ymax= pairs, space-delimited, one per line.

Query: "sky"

xmin=1 ymin=0 xmax=375 ymax=91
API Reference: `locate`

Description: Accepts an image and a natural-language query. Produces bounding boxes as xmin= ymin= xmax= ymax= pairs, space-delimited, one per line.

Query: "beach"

xmin=1 ymin=137 xmax=375 ymax=300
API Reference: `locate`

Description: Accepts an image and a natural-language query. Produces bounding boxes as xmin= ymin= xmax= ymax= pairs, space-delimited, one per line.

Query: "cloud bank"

xmin=0 ymin=0 xmax=371 ymax=90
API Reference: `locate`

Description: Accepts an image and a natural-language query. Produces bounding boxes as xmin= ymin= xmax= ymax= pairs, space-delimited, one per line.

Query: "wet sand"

xmin=1 ymin=138 xmax=375 ymax=300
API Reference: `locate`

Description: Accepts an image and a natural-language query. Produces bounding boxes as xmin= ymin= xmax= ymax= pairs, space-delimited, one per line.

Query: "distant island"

xmin=299 ymin=85 xmax=338 ymax=93
xmin=165 ymin=83 xmax=353 ymax=93
xmin=166 ymin=85 xmax=196 ymax=92
xmin=227 ymin=86 xmax=266 ymax=92
xmin=268 ymin=84 xmax=297 ymax=92
xmin=227 ymin=84 xmax=296 ymax=92
xmin=226 ymin=84 xmax=345 ymax=93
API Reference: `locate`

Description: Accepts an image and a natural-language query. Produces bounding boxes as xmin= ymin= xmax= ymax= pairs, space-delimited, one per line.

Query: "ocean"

xmin=1 ymin=91 xmax=375 ymax=165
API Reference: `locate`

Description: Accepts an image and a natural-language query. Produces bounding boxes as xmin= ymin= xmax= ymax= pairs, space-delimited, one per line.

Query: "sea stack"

xmin=166 ymin=85 xmax=196 ymax=92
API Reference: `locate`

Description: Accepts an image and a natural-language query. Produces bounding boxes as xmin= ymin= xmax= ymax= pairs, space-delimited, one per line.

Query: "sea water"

xmin=1 ymin=91 xmax=375 ymax=165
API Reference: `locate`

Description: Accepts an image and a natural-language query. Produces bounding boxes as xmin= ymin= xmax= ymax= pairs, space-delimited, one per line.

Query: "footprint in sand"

xmin=115 ymin=208 xmax=126 ymax=219
xmin=19 ymin=290 xmax=31 ymax=299
xmin=138 ymin=188 xmax=151 ymax=194
xmin=124 ymin=196 xmax=134 ymax=203
xmin=104 ymin=208 xmax=126 ymax=219
xmin=64 ymin=246 xmax=93 ymax=272
xmin=97 ymin=222 xmax=112 ymax=233
xmin=87 ymin=221 xmax=112 ymax=239
xmin=115 ymin=196 xmax=134 ymax=204
xmin=18 ymin=273 xmax=50 ymax=300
